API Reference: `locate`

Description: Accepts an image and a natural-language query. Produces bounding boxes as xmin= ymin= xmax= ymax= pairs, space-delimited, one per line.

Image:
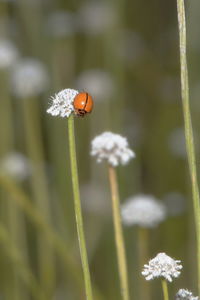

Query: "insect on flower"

xmin=73 ymin=92 xmax=93 ymax=117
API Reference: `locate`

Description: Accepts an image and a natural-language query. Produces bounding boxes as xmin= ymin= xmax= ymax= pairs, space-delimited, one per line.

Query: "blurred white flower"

xmin=47 ymin=88 xmax=78 ymax=118
xmin=121 ymin=194 xmax=166 ymax=228
xmin=12 ymin=58 xmax=49 ymax=98
xmin=163 ymin=192 xmax=186 ymax=216
xmin=0 ymin=152 xmax=31 ymax=181
xmin=45 ymin=11 xmax=77 ymax=38
xmin=142 ymin=252 xmax=182 ymax=282
xmin=81 ymin=183 xmax=111 ymax=216
xmin=0 ymin=39 xmax=18 ymax=69
xmin=91 ymin=132 xmax=135 ymax=167
xmin=176 ymin=289 xmax=199 ymax=300
xmin=168 ymin=128 xmax=186 ymax=158
xmin=77 ymin=2 xmax=117 ymax=35
xmin=76 ymin=69 xmax=114 ymax=101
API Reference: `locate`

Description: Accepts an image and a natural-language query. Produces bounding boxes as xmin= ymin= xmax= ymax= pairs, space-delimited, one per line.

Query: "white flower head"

xmin=176 ymin=289 xmax=199 ymax=300
xmin=121 ymin=194 xmax=166 ymax=228
xmin=0 ymin=39 xmax=18 ymax=69
xmin=76 ymin=69 xmax=114 ymax=101
xmin=12 ymin=58 xmax=49 ymax=98
xmin=47 ymin=88 xmax=79 ymax=118
xmin=0 ymin=152 xmax=31 ymax=181
xmin=91 ymin=132 xmax=135 ymax=167
xmin=142 ymin=252 xmax=182 ymax=282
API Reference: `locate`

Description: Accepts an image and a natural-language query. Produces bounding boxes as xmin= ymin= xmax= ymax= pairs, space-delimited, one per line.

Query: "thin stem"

xmin=68 ymin=115 xmax=93 ymax=300
xmin=108 ymin=165 xmax=130 ymax=300
xmin=138 ymin=228 xmax=150 ymax=300
xmin=161 ymin=279 xmax=169 ymax=300
xmin=176 ymin=0 xmax=200 ymax=294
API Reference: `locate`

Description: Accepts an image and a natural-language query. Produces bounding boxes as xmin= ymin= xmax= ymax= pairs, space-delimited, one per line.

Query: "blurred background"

xmin=0 ymin=0 xmax=199 ymax=299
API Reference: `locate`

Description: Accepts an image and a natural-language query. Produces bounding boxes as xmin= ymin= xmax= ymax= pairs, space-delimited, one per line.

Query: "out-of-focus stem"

xmin=138 ymin=227 xmax=150 ymax=300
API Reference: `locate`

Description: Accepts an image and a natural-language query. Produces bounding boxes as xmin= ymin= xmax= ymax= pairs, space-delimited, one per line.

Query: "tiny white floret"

xmin=91 ymin=131 xmax=135 ymax=167
xmin=176 ymin=289 xmax=199 ymax=300
xmin=47 ymin=88 xmax=79 ymax=118
xmin=142 ymin=252 xmax=182 ymax=282
xmin=121 ymin=194 xmax=166 ymax=228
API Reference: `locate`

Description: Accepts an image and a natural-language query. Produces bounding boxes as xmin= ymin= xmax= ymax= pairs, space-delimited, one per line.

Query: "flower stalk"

xmin=108 ymin=165 xmax=130 ymax=300
xmin=176 ymin=0 xmax=200 ymax=294
xmin=161 ymin=279 xmax=169 ymax=300
xmin=68 ymin=115 xmax=93 ymax=300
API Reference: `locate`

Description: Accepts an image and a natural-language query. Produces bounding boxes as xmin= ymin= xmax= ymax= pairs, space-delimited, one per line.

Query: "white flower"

xmin=47 ymin=88 xmax=79 ymax=118
xmin=11 ymin=58 xmax=49 ymax=98
xmin=76 ymin=69 xmax=114 ymax=101
xmin=0 ymin=152 xmax=31 ymax=181
xmin=45 ymin=11 xmax=77 ymax=38
xmin=91 ymin=132 xmax=135 ymax=167
xmin=0 ymin=39 xmax=18 ymax=69
xmin=81 ymin=183 xmax=110 ymax=216
xmin=176 ymin=289 xmax=199 ymax=300
xmin=121 ymin=194 xmax=166 ymax=228
xmin=142 ymin=252 xmax=182 ymax=282
xmin=77 ymin=2 xmax=117 ymax=35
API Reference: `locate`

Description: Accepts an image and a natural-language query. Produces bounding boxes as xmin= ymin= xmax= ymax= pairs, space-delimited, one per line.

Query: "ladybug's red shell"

xmin=73 ymin=92 xmax=93 ymax=117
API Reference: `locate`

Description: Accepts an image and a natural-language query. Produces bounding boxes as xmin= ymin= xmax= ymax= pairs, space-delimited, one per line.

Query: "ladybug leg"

xmin=77 ymin=109 xmax=86 ymax=117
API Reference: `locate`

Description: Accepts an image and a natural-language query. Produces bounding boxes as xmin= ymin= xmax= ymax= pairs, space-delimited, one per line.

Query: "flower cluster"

xmin=176 ymin=289 xmax=199 ymax=300
xmin=91 ymin=132 xmax=135 ymax=167
xmin=142 ymin=252 xmax=182 ymax=282
xmin=47 ymin=88 xmax=79 ymax=118
xmin=121 ymin=194 xmax=166 ymax=228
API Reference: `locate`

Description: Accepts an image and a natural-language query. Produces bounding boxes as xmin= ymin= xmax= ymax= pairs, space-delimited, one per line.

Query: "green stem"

xmin=176 ymin=0 xmax=200 ymax=294
xmin=138 ymin=228 xmax=150 ymax=300
xmin=161 ymin=279 xmax=169 ymax=300
xmin=108 ymin=165 xmax=130 ymax=300
xmin=68 ymin=115 xmax=93 ymax=300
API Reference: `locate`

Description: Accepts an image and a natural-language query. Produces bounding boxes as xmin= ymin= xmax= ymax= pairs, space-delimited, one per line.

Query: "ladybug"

xmin=73 ymin=92 xmax=93 ymax=117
